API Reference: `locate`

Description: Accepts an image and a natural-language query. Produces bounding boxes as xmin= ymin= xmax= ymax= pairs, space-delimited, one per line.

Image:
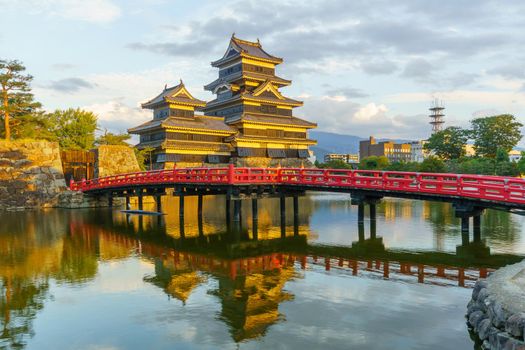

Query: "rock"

xmin=474 ymin=280 xmax=488 ymax=299
xmin=488 ymin=301 xmax=509 ymax=328
xmin=469 ymin=310 xmax=486 ymax=328
xmin=478 ymin=288 xmax=490 ymax=303
xmin=479 ymin=319 xmax=493 ymax=340
xmin=505 ymin=313 xmax=525 ymax=338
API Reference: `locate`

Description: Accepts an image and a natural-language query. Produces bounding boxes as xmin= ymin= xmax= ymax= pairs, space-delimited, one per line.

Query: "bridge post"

xmin=358 ymin=222 xmax=365 ymax=242
xmin=125 ymin=195 xmax=130 ymax=210
xmin=461 ymin=217 xmax=469 ymax=234
xmin=280 ymin=194 xmax=286 ymax=238
xmin=370 ymin=218 xmax=376 ymax=240
xmin=357 ymin=204 xmax=365 ymax=224
xmin=369 ymin=203 xmax=376 ymax=221
xmin=292 ymin=196 xmax=299 ymax=236
xmin=155 ymin=194 xmax=162 ymax=213
xmin=197 ymin=194 xmax=203 ymax=217
xmin=179 ymin=195 xmax=184 ymax=219
xmin=252 ymin=197 xmax=258 ymax=240
xmin=107 ymin=194 xmax=113 ymax=208
xmin=138 ymin=192 xmax=143 ymax=211
xmin=225 ymin=194 xmax=231 ymax=224
xmin=233 ymin=199 xmax=241 ymax=222
xmin=473 ymin=214 xmax=481 ymax=242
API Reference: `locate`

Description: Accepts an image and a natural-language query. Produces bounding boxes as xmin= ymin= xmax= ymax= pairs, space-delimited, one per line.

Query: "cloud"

xmin=83 ymin=99 xmax=150 ymax=134
xmin=361 ymin=60 xmax=398 ymax=75
xmin=297 ymin=95 xmax=429 ymax=139
xmin=51 ymin=63 xmax=76 ymax=71
xmin=325 ymin=87 xmax=369 ymax=99
xmin=401 ymin=58 xmax=435 ymax=80
xmin=487 ymin=63 xmax=525 ymax=79
xmin=48 ymin=78 xmax=94 ymax=93
xmin=1 ymin=0 xmax=121 ymax=23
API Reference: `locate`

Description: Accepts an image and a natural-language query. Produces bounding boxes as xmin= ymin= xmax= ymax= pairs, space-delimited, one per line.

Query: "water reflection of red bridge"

xmin=85 ymin=225 xmax=491 ymax=289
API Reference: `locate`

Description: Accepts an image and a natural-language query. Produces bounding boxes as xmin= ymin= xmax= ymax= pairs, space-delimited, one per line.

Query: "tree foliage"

xmin=0 ymin=59 xmax=41 ymax=140
xmin=47 ymin=108 xmax=98 ymax=150
xmin=358 ymin=156 xmax=389 ymax=170
xmin=517 ymin=152 xmax=525 ymax=176
xmin=134 ymin=146 xmax=155 ymax=171
xmin=95 ymin=130 xmax=131 ymax=146
xmin=424 ymin=126 xmax=469 ymax=160
xmin=418 ymin=156 xmax=446 ymax=173
xmin=471 ymin=114 xmax=523 ymax=158
xmin=316 ymin=159 xmax=353 ymax=169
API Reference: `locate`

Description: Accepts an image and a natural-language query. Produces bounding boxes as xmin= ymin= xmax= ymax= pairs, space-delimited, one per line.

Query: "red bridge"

xmin=69 ymin=165 xmax=525 ymax=235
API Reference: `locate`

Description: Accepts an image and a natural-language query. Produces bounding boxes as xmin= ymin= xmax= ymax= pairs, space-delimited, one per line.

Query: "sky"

xmin=1 ymin=0 xmax=525 ymax=145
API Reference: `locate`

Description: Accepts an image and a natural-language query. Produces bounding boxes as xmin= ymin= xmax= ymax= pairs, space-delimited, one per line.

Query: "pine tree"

xmin=0 ymin=59 xmax=39 ymax=140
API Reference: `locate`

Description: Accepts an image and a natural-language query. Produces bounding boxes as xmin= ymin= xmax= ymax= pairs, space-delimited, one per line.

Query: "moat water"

xmin=2 ymin=193 xmax=525 ymax=350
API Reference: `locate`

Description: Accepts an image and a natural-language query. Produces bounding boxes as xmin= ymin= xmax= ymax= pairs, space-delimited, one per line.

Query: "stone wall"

xmin=0 ymin=140 xmax=67 ymax=210
xmin=94 ymin=145 xmax=141 ymax=178
xmin=467 ymin=261 xmax=525 ymax=349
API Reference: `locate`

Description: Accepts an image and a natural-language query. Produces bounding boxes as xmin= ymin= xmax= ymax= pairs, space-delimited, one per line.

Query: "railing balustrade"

xmin=69 ymin=165 xmax=525 ymax=205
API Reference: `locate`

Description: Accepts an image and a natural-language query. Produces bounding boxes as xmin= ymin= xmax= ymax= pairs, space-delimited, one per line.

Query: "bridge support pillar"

xmin=197 ymin=195 xmax=203 ymax=217
xmin=252 ymin=197 xmax=258 ymax=240
xmin=107 ymin=195 xmax=113 ymax=208
xmin=473 ymin=215 xmax=481 ymax=242
xmin=280 ymin=194 xmax=286 ymax=238
xmin=369 ymin=203 xmax=376 ymax=221
xmin=358 ymin=222 xmax=365 ymax=242
xmin=293 ymin=195 xmax=299 ymax=236
xmin=138 ymin=193 xmax=143 ymax=211
xmin=225 ymin=194 xmax=231 ymax=224
xmin=125 ymin=196 xmax=130 ymax=210
xmin=357 ymin=204 xmax=365 ymax=224
xmin=155 ymin=195 xmax=162 ymax=213
xmin=179 ymin=195 xmax=185 ymax=219
xmin=233 ymin=199 xmax=241 ymax=223
xmin=461 ymin=216 xmax=469 ymax=233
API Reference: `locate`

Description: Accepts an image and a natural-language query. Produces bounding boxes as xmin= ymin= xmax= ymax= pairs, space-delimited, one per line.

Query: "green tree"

xmin=47 ymin=108 xmax=98 ymax=150
xmin=471 ymin=115 xmax=523 ymax=158
xmin=517 ymin=152 xmax=525 ymax=176
xmin=0 ymin=59 xmax=41 ymax=140
xmin=424 ymin=126 xmax=469 ymax=160
xmin=359 ymin=156 xmax=389 ymax=170
xmin=95 ymin=130 xmax=131 ymax=146
xmin=418 ymin=156 xmax=446 ymax=173
xmin=135 ymin=146 xmax=155 ymax=171
xmin=316 ymin=159 xmax=353 ymax=169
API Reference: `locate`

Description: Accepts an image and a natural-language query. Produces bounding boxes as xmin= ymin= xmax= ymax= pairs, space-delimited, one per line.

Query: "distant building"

xmin=324 ymin=153 xmax=359 ymax=164
xmin=410 ymin=141 xmax=428 ymax=163
xmin=464 ymin=144 xmax=476 ymax=157
xmin=509 ymin=150 xmax=522 ymax=162
xmin=359 ymin=136 xmax=412 ymax=163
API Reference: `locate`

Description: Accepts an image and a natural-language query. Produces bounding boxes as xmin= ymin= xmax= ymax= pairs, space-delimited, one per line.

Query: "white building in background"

xmin=509 ymin=150 xmax=522 ymax=162
xmin=410 ymin=141 xmax=428 ymax=163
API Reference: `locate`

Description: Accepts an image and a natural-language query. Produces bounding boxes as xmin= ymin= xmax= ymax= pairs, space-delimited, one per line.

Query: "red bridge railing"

xmin=69 ymin=165 xmax=525 ymax=205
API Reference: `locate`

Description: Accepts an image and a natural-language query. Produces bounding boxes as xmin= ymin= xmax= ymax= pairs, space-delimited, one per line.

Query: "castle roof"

xmin=211 ymin=34 xmax=283 ymax=67
xmin=142 ymin=80 xmax=206 ymax=109
xmin=128 ymin=115 xmax=236 ymax=135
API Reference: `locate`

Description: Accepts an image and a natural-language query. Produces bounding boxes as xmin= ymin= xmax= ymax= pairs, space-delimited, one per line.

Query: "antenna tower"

xmin=429 ymin=99 xmax=445 ymax=133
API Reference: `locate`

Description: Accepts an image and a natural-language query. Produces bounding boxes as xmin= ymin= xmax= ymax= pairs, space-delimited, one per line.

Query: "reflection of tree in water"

xmin=421 ymin=201 xmax=458 ymax=250
xmin=54 ymin=230 xmax=99 ymax=284
xmin=481 ymin=209 xmax=520 ymax=246
xmin=1 ymin=277 xmax=48 ymax=349
xmin=0 ymin=210 xmax=101 ymax=349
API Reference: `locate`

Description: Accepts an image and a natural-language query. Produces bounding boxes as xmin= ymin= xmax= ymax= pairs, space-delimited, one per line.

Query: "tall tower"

xmin=429 ymin=99 xmax=445 ymax=133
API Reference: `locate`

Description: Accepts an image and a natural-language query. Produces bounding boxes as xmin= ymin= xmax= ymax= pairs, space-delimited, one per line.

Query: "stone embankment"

xmin=467 ymin=260 xmax=525 ymax=350
xmin=0 ymin=141 xmax=138 ymax=211
xmin=0 ymin=140 xmax=67 ymax=210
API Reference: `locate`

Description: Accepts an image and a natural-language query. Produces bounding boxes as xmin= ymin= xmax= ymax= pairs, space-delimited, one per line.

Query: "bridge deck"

xmin=70 ymin=165 xmax=525 ymax=209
